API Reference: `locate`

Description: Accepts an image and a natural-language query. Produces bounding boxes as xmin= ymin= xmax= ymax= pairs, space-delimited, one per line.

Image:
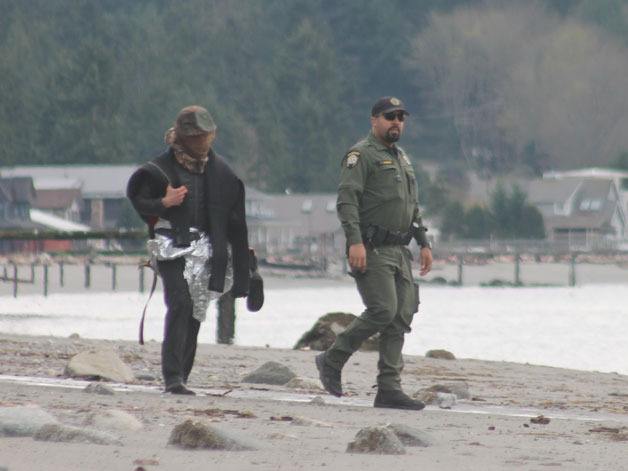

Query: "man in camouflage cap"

xmin=316 ymin=97 xmax=433 ymax=410
xmin=127 ymin=105 xmax=261 ymax=395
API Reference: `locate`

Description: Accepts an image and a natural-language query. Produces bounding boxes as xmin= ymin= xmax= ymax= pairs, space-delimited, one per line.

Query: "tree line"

xmin=1 ymin=0 xmax=627 ymax=233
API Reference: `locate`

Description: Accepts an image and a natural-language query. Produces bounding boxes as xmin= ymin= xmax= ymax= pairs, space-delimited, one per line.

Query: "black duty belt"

xmin=361 ymin=224 xmax=413 ymax=247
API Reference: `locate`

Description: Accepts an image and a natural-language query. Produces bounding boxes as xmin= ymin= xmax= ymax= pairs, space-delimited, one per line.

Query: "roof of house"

xmin=30 ymin=209 xmax=91 ymax=231
xmin=34 ymin=188 xmax=82 ymax=210
xmin=536 ymin=178 xmax=622 ymax=231
xmin=527 ymin=179 xmax=582 ymax=204
xmin=0 ymin=218 xmax=40 ymax=230
xmin=251 ymin=193 xmax=341 ymax=235
xmin=544 ymin=167 xmax=628 ymax=179
xmin=35 ymin=178 xmax=82 ymax=190
xmin=0 ymin=165 xmax=138 ymax=199
xmin=0 ymin=177 xmax=36 ymax=204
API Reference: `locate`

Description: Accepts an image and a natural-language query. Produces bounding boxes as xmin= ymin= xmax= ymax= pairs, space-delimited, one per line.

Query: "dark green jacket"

xmin=337 ymin=131 xmax=422 ymax=246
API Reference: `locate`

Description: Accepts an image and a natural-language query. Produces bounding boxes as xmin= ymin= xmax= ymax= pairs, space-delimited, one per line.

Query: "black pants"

xmin=158 ymin=258 xmax=201 ymax=388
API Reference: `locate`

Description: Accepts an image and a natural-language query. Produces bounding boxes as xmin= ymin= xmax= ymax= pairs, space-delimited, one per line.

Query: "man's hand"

xmin=348 ymin=243 xmax=367 ymax=273
xmin=161 ymin=184 xmax=188 ymax=208
xmin=419 ymin=246 xmax=433 ymax=276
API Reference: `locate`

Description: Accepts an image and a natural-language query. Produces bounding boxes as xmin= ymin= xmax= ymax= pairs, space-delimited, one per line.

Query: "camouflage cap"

xmin=370 ymin=96 xmax=409 ymax=117
xmin=175 ymin=105 xmax=217 ymax=136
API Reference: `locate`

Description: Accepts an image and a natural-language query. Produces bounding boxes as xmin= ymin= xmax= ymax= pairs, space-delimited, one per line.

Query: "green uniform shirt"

xmin=337 ymin=131 xmax=422 ymax=246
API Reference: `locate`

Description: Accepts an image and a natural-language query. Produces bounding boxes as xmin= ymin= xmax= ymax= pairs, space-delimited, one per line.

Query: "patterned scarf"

xmin=164 ymin=127 xmax=209 ymax=174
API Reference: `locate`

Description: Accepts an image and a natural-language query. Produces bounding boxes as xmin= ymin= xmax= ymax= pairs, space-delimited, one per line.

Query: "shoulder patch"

xmin=344 ymin=150 xmax=361 ymax=169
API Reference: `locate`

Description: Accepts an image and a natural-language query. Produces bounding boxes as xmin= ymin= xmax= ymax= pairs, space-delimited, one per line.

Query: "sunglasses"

xmin=382 ymin=111 xmax=406 ymax=122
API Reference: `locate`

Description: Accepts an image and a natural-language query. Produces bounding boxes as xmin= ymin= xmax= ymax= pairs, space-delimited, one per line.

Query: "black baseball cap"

xmin=370 ymin=96 xmax=409 ymax=117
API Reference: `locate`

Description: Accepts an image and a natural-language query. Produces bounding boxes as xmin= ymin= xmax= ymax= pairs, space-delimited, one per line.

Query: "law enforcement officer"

xmin=316 ymin=97 xmax=432 ymax=410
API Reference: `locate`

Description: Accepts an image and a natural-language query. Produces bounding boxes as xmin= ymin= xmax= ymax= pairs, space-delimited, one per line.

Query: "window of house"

xmin=301 ymin=200 xmax=313 ymax=214
xmin=325 ymin=200 xmax=335 ymax=212
xmin=579 ymin=199 xmax=602 ymax=211
xmin=589 ymin=199 xmax=602 ymax=210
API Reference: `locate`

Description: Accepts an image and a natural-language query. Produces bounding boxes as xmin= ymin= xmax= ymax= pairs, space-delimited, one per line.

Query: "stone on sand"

xmin=424 ymin=382 xmax=470 ymax=399
xmin=425 ymin=349 xmax=456 ymax=360
xmin=84 ymin=409 xmax=143 ymax=432
xmin=65 ymin=349 xmax=135 ymax=383
xmin=84 ymin=382 xmax=115 ymax=395
xmin=385 ymin=423 xmax=432 ymax=447
xmin=242 ymin=361 xmax=296 ymax=385
xmin=346 ymin=426 xmax=406 ymax=455
xmin=34 ymin=423 xmax=121 ymax=445
xmin=0 ymin=406 xmax=58 ymax=437
xmin=285 ymin=376 xmax=323 ymax=391
xmin=168 ymin=419 xmax=257 ymax=450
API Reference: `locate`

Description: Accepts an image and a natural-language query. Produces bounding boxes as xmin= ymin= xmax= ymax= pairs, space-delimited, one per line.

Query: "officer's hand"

xmin=348 ymin=243 xmax=367 ymax=273
xmin=419 ymin=246 xmax=432 ymax=276
xmin=161 ymin=184 xmax=188 ymax=208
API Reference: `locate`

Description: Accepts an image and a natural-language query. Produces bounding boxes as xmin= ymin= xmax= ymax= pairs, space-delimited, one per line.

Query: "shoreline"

xmin=1 ymin=333 xmax=627 ymax=470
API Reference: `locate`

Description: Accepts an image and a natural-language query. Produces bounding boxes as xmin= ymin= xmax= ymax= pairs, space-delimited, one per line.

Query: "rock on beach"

xmin=241 ymin=361 xmax=296 ymax=385
xmin=65 ymin=349 xmax=135 ymax=383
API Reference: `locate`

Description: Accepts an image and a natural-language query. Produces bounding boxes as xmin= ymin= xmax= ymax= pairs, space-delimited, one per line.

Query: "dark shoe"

xmin=315 ymin=352 xmax=342 ymax=397
xmin=374 ymin=389 xmax=425 ymax=411
xmin=165 ymin=384 xmax=196 ymax=395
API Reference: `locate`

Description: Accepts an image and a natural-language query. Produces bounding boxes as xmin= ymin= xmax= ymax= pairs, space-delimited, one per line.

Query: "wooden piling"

xmin=569 ymin=254 xmax=577 ymax=287
xmin=43 ymin=264 xmax=49 ymax=297
xmin=12 ymin=263 xmax=18 ymax=297
xmin=111 ymin=264 xmax=117 ymax=291
xmin=84 ymin=262 xmax=91 ymax=289
xmin=457 ymin=255 xmax=464 ymax=286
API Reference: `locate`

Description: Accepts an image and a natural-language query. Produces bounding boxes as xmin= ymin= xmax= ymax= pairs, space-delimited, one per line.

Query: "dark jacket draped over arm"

xmin=127 ymin=148 xmax=250 ymax=297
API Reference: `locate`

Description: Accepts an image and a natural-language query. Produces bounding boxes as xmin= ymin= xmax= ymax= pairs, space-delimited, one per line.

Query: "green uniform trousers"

xmin=326 ymin=245 xmax=419 ymax=391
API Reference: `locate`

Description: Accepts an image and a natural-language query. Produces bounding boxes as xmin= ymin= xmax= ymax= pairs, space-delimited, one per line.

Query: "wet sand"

xmin=1 ymin=333 xmax=627 ymax=470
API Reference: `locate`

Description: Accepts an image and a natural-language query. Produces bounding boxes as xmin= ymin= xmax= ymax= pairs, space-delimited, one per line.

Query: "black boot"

xmin=165 ymin=384 xmax=196 ymax=396
xmin=374 ymin=389 xmax=425 ymax=410
xmin=315 ymin=352 xmax=342 ymax=397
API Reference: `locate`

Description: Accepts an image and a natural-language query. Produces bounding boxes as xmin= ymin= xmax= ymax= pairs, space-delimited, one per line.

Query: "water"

xmin=1 ymin=283 xmax=627 ymax=375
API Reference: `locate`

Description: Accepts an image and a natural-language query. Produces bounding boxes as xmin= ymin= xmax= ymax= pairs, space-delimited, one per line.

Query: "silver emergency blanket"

xmin=147 ymin=230 xmax=233 ymax=322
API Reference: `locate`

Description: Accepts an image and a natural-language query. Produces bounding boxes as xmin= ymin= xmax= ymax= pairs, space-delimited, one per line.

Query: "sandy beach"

xmin=1 ymin=333 xmax=627 ymax=470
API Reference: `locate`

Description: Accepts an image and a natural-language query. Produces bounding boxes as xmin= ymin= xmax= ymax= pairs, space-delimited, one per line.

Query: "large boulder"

xmin=294 ymin=312 xmax=379 ymax=351
xmin=65 ymin=349 xmax=135 ymax=383
xmin=241 ymin=361 xmax=296 ymax=385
